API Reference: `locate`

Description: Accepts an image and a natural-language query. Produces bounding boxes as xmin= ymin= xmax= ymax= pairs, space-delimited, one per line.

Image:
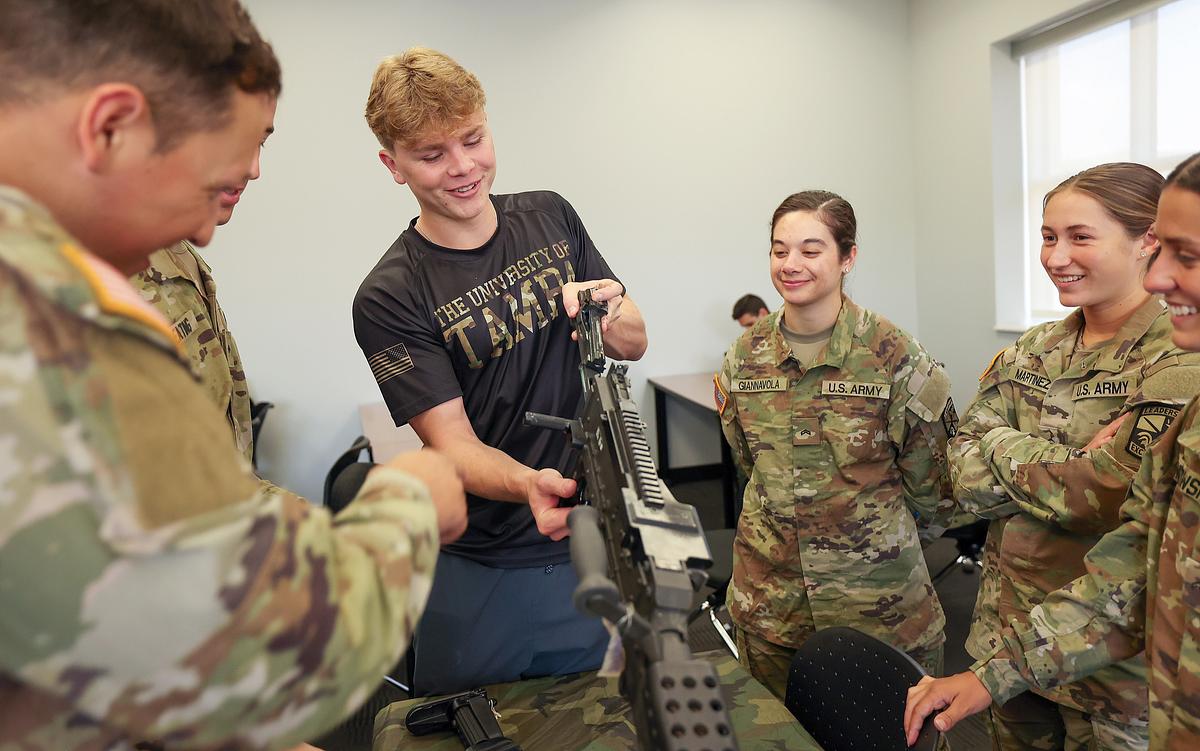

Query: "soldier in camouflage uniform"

xmin=131 ymin=116 xmax=272 ymax=465
xmin=0 ymin=2 xmax=466 ymax=748
xmin=905 ymin=153 xmax=1200 ymax=751
xmin=715 ymin=191 xmax=957 ymax=704
xmin=950 ymin=163 xmax=1200 ymax=750
xmin=133 ymin=241 xmax=257 ymax=462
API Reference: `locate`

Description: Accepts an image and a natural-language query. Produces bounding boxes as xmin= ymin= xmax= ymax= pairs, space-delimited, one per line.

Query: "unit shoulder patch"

xmin=1126 ymin=403 xmax=1182 ymax=458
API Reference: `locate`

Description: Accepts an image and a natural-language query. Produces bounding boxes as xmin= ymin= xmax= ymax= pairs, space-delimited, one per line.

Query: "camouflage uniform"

xmin=0 ymin=186 xmax=440 ymax=749
xmin=715 ymin=299 xmax=957 ymax=688
xmin=372 ymin=650 xmax=819 ymax=750
xmin=132 ymin=241 xmax=255 ymax=463
xmin=973 ymin=395 xmax=1200 ymax=750
xmin=952 ymin=297 xmax=1200 ymax=746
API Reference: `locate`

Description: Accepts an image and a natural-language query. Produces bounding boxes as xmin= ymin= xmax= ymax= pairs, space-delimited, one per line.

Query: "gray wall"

xmin=909 ymin=0 xmax=1096 ymax=409
xmin=221 ymin=0 xmax=921 ymax=499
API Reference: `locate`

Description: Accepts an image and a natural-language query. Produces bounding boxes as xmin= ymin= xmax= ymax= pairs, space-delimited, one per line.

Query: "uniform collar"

xmin=767 ymin=296 xmax=858 ymax=369
xmin=1040 ymin=296 xmax=1166 ymax=375
xmin=0 ymin=186 xmax=180 ymax=350
xmin=148 ymin=240 xmax=212 ymax=287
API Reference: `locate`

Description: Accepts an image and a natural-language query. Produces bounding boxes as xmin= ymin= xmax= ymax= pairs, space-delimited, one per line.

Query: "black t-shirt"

xmin=353 ymin=191 xmax=618 ymax=567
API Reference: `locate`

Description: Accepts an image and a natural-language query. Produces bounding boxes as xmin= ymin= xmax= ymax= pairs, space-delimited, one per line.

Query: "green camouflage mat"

xmin=372 ymin=650 xmax=820 ymax=750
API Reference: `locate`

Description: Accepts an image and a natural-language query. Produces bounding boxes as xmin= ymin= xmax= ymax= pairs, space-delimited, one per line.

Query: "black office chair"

xmin=323 ymin=435 xmax=375 ymax=514
xmin=248 ymin=399 xmax=273 ymax=470
xmin=930 ymin=519 xmax=988 ymax=585
xmin=784 ymin=626 xmax=939 ymax=751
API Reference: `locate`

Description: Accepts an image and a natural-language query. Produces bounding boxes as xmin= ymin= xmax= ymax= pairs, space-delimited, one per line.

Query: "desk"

xmin=372 ymin=650 xmax=819 ymax=750
xmin=648 ymin=373 xmax=737 ymax=528
xmin=359 ymin=402 xmax=424 ymax=462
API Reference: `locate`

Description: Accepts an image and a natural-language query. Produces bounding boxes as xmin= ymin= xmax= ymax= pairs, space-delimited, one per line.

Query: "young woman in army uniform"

xmin=950 ymin=163 xmax=1200 ymax=750
xmin=908 ymin=153 xmax=1200 ymax=751
xmin=715 ymin=190 xmax=958 ymax=702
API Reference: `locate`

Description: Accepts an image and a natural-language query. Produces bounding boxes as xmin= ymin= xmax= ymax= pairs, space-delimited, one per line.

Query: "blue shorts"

xmin=412 ymin=553 xmax=608 ymax=696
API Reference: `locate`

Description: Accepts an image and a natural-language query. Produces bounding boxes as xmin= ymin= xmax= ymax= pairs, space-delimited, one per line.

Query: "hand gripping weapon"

xmin=525 ymin=289 xmax=738 ymax=751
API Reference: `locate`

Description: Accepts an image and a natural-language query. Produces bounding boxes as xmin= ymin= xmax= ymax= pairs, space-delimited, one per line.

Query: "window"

xmin=1014 ymin=0 xmax=1200 ymax=325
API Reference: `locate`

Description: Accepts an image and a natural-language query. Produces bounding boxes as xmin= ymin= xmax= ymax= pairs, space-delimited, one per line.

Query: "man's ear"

xmin=77 ymin=83 xmax=152 ymax=173
xmin=378 ymin=149 xmax=408 ymax=186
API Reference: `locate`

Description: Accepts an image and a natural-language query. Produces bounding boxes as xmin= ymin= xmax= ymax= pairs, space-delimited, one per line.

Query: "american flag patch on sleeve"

xmin=713 ymin=373 xmax=729 ymax=416
xmin=368 ymin=342 xmax=415 ymax=385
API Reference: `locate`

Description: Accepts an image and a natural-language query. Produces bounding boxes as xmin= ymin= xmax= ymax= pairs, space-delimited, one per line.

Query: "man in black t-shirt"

xmin=355 ymin=48 xmax=647 ymax=695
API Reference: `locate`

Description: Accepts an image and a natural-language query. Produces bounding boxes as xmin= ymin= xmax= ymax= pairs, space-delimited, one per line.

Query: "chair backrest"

xmin=784 ymin=626 xmax=939 ymax=751
xmin=322 ymin=435 xmax=374 ymax=513
xmin=249 ymin=400 xmax=273 ymax=469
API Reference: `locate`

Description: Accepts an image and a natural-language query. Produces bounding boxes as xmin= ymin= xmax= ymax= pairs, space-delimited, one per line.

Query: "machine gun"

xmin=525 ymin=289 xmax=738 ymax=751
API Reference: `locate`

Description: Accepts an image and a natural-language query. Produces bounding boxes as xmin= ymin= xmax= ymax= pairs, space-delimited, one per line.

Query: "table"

xmin=372 ymin=650 xmax=819 ymax=750
xmin=648 ymin=373 xmax=738 ymax=528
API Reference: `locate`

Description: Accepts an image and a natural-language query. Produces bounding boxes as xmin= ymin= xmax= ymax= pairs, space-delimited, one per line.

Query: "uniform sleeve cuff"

xmin=970 ymin=646 xmax=1032 ymax=706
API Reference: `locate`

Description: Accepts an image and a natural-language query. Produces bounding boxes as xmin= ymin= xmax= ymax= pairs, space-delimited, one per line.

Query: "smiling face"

xmin=1040 ymin=189 xmax=1152 ymax=312
xmin=80 ymin=90 xmax=278 ymax=272
xmin=215 ymin=116 xmax=275 ymax=226
xmin=770 ymin=210 xmax=853 ymax=314
xmin=379 ymin=108 xmax=497 ymax=243
xmin=1144 ymin=185 xmax=1200 ymax=350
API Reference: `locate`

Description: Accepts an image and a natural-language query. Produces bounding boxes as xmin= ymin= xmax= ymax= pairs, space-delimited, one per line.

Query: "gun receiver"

xmin=405 ymin=688 xmax=521 ymax=751
xmin=525 ymin=289 xmax=738 ymax=751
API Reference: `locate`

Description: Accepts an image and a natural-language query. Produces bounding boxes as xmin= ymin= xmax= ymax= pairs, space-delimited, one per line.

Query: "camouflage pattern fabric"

xmin=952 ymin=298 xmax=1200 ymax=725
xmin=987 ymin=688 xmax=1149 ymax=750
xmin=372 ymin=650 xmax=820 ymax=750
xmin=973 ymin=395 xmax=1200 ymax=750
xmin=132 ymin=241 xmax=255 ymax=463
xmin=716 ymin=299 xmax=957 ymax=658
xmin=0 ymin=186 xmax=440 ymax=749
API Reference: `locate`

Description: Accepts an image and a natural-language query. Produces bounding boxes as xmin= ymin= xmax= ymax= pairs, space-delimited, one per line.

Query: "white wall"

xmin=908 ymin=0 xmax=1097 ymax=409
xmin=215 ymin=0 xmax=920 ymax=499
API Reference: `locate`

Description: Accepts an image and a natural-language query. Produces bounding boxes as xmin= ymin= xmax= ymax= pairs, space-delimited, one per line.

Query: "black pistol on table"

xmin=525 ymin=288 xmax=739 ymax=751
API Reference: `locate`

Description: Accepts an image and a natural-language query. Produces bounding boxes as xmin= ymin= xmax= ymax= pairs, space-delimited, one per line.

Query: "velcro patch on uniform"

xmin=1072 ymin=377 xmax=1132 ymax=400
xmin=1126 ymin=403 xmax=1181 ymax=458
xmin=822 ymin=380 xmax=890 ymax=399
xmin=1009 ymin=367 xmax=1051 ymax=392
xmin=793 ymin=417 xmax=820 ymax=445
xmin=731 ymin=377 xmax=785 ymax=393
xmin=368 ymin=342 xmax=415 ymax=385
xmin=713 ymin=374 xmax=729 ymax=416
xmin=943 ymin=398 xmax=959 ymax=438
xmin=172 ymin=311 xmax=199 ymax=341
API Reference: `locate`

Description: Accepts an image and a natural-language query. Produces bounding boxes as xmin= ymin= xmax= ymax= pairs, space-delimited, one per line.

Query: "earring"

xmin=842 ymin=267 xmax=850 ymax=274
xmin=1139 ymin=251 xmax=1147 ymax=258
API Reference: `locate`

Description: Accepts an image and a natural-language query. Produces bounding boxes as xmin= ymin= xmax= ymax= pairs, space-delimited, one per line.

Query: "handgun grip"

xmin=567 ymin=506 xmax=620 ymax=618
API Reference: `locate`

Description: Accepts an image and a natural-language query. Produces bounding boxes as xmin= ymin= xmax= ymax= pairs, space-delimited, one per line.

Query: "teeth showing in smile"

xmin=452 ymin=182 xmax=478 ymax=194
xmin=1055 ymin=274 xmax=1084 ymax=283
xmin=1170 ymin=304 xmax=1198 ymax=317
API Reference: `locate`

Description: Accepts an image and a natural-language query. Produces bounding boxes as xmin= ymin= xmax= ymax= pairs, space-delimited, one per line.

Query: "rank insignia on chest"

xmin=793 ymin=417 xmax=821 ymax=446
xmin=821 ymin=380 xmax=891 ymax=399
xmin=1126 ymin=403 xmax=1181 ymax=458
xmin=731 ymin=377 xmax=785 ymax=393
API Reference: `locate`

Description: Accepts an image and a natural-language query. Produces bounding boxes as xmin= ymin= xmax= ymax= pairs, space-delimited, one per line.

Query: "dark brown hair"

xmin=1043 ymin=162 xmax=1163 ymax=239
xmin=1166 ymin=152 xmax=1200 ymax=195
xmin=0 ymin=0 xmax=282 ymax=151
xmin=731 ymin=294 xmax=768 ymax=320
xmin=770 ymin=190 xmax=857 ymax=260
